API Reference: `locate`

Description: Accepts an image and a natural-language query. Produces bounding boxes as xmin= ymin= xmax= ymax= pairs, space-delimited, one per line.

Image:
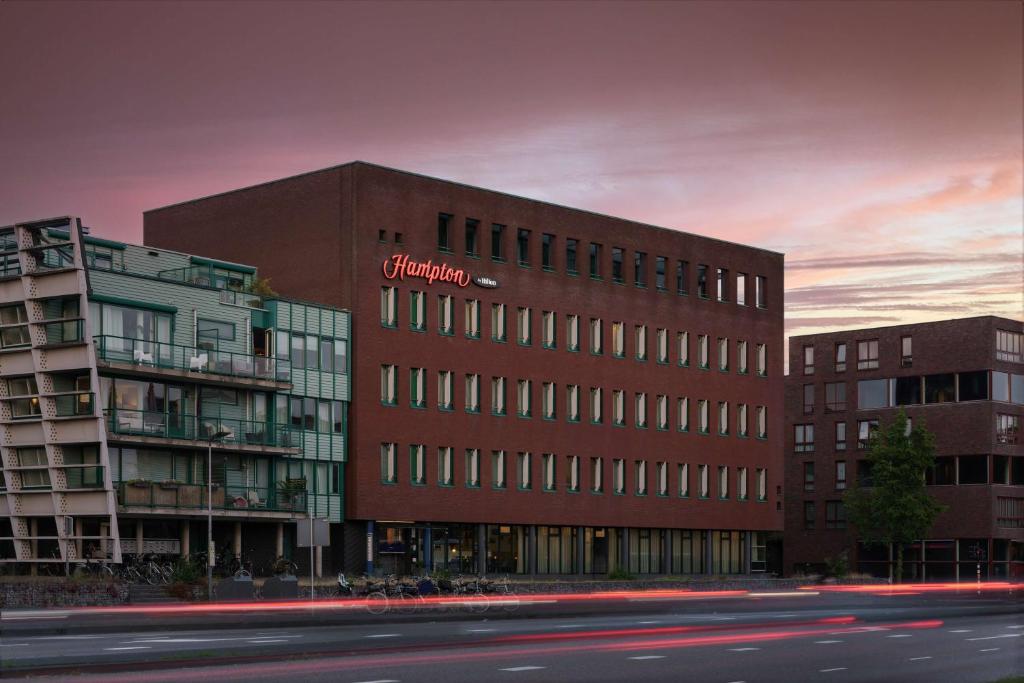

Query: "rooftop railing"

xmin=94 ymin=335 xmax=290 ymax=382
xmin=103 ymin=409 xmax=299 ymax=449
xmin=116 ymin=481 xmax=306 ymax=514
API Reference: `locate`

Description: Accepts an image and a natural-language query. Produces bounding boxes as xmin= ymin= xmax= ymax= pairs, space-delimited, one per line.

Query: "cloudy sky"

xmin=1 ymin=1 xmax=1020 ymax=339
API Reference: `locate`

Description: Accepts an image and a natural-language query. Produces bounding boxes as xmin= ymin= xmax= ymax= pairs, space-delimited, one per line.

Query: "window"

xmin=612 ymin=389 xmax=625 ymax=426
xmin=718 ymin=401 xmax=729 ymax=435
xmin=433 ymin=295 xmax=453 ymax=336
xmin=795 ymin=424 xmax=815 ymax=453
xmin=590 ymin=318 xmax=603 ymax=354
xmin=591 ymin=457 xmax=604 ymax=493
xmin=698 ymin=334 xmax=709 ymax=368
xmin=380 ymin=365 xmax=397 ymax=405
xmin=803 ymin=383 xmax=815 ymax=414
xmin=612 ymin=247 xmax=624 ymax=283
xmin=825 ymin=382 xmax=846 ymax=411
xmin=716 ymin=268 xmax=728 ymax=301
xmin=567 ymin=384 xmax=580 ymax=422
xmin=466 ymin=449 xmax=480 ymax=487
xmin=757 ymin=469 xmax=767 ymax=501
xmin=756 ymin=343 xmax=767 ymax=376
xmin=197 ymin=319 xmax=235 ymax=345
xmin=857 ymin=339 xmax=879 ymax=370
xmin=410 ymin=444 xmax=425 ymax=485
xmin=857 ymin=419 xmax=879 ymax=448
xmin=634 ymin=251 xmax=647 ymax=287
xmin=517 ymin=229 xmax=531 ymax=266
xmin=567 ymin=455 xmax=580 ymax=492
xmin=319 ymin=338 xmax=334 ymax=372
xmin=492 ymin=450 xmax=506 ymax=489
xmin=542 ymin=311 xmax=556 ymax=348
xmin=517 ymin=379 xmax=532 ymax=417
xmin=718 ymin=465 xmax=729 ymax=498
xmin=491 ymin=376 xmax=506 ymax=415
xmin=679 ymin=463 xmax=690 ymax=497
xmin=613 ymin=458 xmax=625 ymax=494
xmin=542 ymin=233 xmax=554 ymax=270
xmin=826 ymin=501 xmax=846 ymax=529
xmin=438 ymin=370 xmax=453 ymax=410
xmin=517 ymin=452 xmax=532 ymax=490
xmin=635 ymin=460 xmax=648 ymax=495
xmin=901 ymin=336 xmax=912 ymax=367
xmin=924 ymin=373 xmax=955 ymax=404
xmin=736 ymin=273 xmax=747 ymax=306
xmin=566 ymin=238 xmax=579 ymax=274
xmin=738 ymin=467 xmax=749 ymax=500
xmin=410 ymin=291 xmax=426 ymax=331
xmin=8 ymin=376 xmax=40 ymax=419
xmin=697 ymin=264 xmax=708 ymax=298
xmin=465 ymin=373 xmax=480 ymax=413
xmin=835 ymin=343 xmax=847 ymax=372
xmin=756 ymin=406 xmax=767 ymax=438
xmin=718 ymin=337 xmax=728 ymax=371
xmin=678 ymin=397 xmax=690 ymax=432
xmin=656 ymin=395 xmax=668 ymax=430
xmin=803 ymin=345 xmax=814 ymax=375
xmin=465 ymin=218 xmax=479 ymax=257
xmin=1013 ymin=374 xmax=1024 ymax=405
xmin=635 ymin=325 xmax=647 ymax=361
xmin=993 ymin=371 xmax=1010 ymax=402
xmin=858 ymin=379 xmax=890 ymax=409
xmin=438 ymin=447 xmax=454 ymax=486
xmin=542 ymin=381 xmax=556 ymax=419
xmin=656 ymin=461 xmax=668 ymax=496
xmin=542 ymin=453 xmax=556 ymax=491
xmin=437 ymin=213 xmax=452 ymax=251
xmin=657 ymin=329 xmax=668 ymax=363
xmin=894 ymin=376 xmax=922 ymax=405
xmin=409 ymin=367 xmax=426 ymax=408
xmin=655 ymin=256 xmax=667 ymax=290
xmin=997 ymin=414 xmax=1020 ymax=444
xmin=737 ymin=403 xmax=748 ymax=437
xmin=835 ymin=422 xmax=847 ymax=451
xmin=589 ymin=243 xmax=602 ymax=279
xmin=517 ymin=307 xmax=532 ymax=345
xmin=804 ymin=501 xmax=816 ymax=529
xmin=835 ymin=461 xmax=847 ymax=490
xmin=698 ymin=399 xmax=710 ymax=433
xmin=755 ymin=275 xmax=767 ymax=308
xmin=676 ymin=260 xmax=689 ymax=295
xmin=491 ymin=303 xmax=506 ymax=342
xmin=0 ymin=303 xmax=30 ymax=349
xmin=737 ymin=340 xmax=748 ymax=374
xmin=996 ymin=329 xmax=1022 ymax=362
xmin=567 ymin=314 xmax=579 ymax=351
xmin=959 ymin=370 xmax=989 ymax=401
xmin=590 ymin=387 xmax=603 ymax=424
xmin=611 ymin=321 xmax=625 ymax=357
xmin=698 ymin=464 xmax=710 ymax=498
xmin=491 ymin=223 xmax=506 ymax=261
xmin=636 ymin=392 xmax=648 ymax=428
xmin=380 ymin=287 xmax=398 ymax=327
xmin=465 ymin=299 xmax=480 ymax=338
xmin=678 ymin=331 xmax=690 ymax=366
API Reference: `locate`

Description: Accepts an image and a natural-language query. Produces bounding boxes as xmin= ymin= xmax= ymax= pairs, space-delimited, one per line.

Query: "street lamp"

xmin=207 ymin=429 xmax=231 ymax=601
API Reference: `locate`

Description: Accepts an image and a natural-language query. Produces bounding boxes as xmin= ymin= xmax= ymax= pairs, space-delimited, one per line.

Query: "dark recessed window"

xmin=517 ymin=229 xmax=531 ymax=266
xmin=465 ymin=219 xmax=479 ymax=257
xmin=716 ymin=268 xmax=728 ymax=301
xmin=894 ymin=376 xmax=921 ymax=405
xmin=378 ymin=229 xmax=387 ymax=242
xmin=611 ymin=247 xmax=624 ymax=283
xmin=697 ymin=264 xmax=708 ymax=298
xmin=676 ymin=260 xmax=688 ymax=294
xmin=655 ymin=257 xmax=666 ymax=290
xmin=438 ymin=213 xmax=452 ymax=252
xmin=924 ymin=373 xmax=955 ymax=404
xmin=395 ymin=232 xmax=403 ymax=244
xmin=491 ymin=224 xmax=505 ymax=261
xmin=589 ymin=243 xmax=602 ymax=279
xmin=542 ymin=233 xmax=554 ymax=270
xmin=635 ymin=252 xmax=647 ymax=287
xmin=825 ymin=382 xmax=846 ymax=411
xmin=566 ymin=239 xmax=578 ymax=274
xmin=958 ymin=370 xmax=989 ymax=402
xmin=957 ymin=455 xmax=988 ymax=484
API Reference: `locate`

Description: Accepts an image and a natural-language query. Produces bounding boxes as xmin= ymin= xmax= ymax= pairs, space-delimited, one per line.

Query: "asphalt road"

xmin=2 ymin=587 xmax=1021 ymax=682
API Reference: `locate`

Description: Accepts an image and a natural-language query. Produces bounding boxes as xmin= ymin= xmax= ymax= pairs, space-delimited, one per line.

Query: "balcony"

xmin=103 ymin=409 xmax=300 ymax=453
xmin=156 ymin=264 xmax=254 ymax=292
xmin=94 ymin=335 xmax=290 ymax=389
xmin=116 ymin=481 xmax=307 ymax=515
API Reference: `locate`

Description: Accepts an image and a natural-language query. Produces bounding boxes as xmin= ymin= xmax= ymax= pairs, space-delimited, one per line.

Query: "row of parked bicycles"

xmin=331 ymin=573 xmax=520 ymax=615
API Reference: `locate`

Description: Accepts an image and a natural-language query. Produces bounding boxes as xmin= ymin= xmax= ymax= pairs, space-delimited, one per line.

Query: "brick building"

xmin=145 ymin=161 xmax=784 ymax=576
xmin=784 ymin=316 xmax=1024 ymax=579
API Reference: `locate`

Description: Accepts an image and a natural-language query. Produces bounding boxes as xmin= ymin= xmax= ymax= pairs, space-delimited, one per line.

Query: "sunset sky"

xmin=1 ymin=1 xmax=1020 ymax=341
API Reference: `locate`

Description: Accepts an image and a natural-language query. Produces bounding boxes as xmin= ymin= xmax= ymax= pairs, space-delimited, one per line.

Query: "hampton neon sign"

xmin=382 ymin=254 xmax=471 ymax=287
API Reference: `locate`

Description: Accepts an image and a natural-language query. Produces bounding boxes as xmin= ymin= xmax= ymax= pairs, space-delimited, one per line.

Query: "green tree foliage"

xmin=843 ymin=410 xmax=946 ymax=583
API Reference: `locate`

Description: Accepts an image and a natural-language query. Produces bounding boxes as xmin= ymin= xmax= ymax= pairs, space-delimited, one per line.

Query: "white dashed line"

xmin=248 ymin=639 xmax=289 ymax=644
xmin=365 ymin=633 xmax=402 ymax=639
xmin=629 ymin=655 xmax=666 ymax=660
xmin=815 ymin=640 xmax=842 ymax=644
xmin=104 ymin=646 xmax=151 ymax=651
xmin=967 ymin=634 xmax=1022 ymax=642
xmin=500 ymin=666 xmax=546 ymax=672
xmin=556 ymin=624 xmax=583 ymax=629
xmin=979 ymin=648 xmax=1000 ymax=652
xmin=949 ymin=629 xmax=972 ymax=633
xmin=35 ymin=635 xmax=103 ymax=640
xmin=729 ymin=647 xmax=761 ymax=652
xmin=468 ymin=628 xmax=497 ymax=633
xmin=0 ymin=643 xmax=29 ymax=647
xmin=1006 ymin=625 xmax=1024 ymax=630
xmin=637 ymin=620 xmax=661 ymax=625
xmin=819 ymin=668 xmax=847 ymax=673
xmin=887 ymin=634 xmax=912 ymax=638
xmin=909 ymin=656 xmax=932 ymax=661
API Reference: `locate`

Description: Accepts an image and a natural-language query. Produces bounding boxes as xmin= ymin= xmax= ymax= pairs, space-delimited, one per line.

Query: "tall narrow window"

xmin=795 ymin=424 xmax=815 ymax=452
xmin=613 ymin=459 xmax=625 ymax=494
xmin=656 ymin=395 xmax=668 ymax=430
xmin=803 ymin=345 xmax=814 ymax=375
xmin=698 ymin=399 xmax=709 ymax=433
xmin=492 ymin=450 xmax=506 ymax=489
xmin=542 ymin=381 xmax=556 ymax=419
xmin=634 ymin=251 xmax=647 ymax=287
xmin=542 ymin=310 xmax=556 ymax=348
xmin=589 ymin=243 xmax=602 ymax=279
xmin=542 ymin=233 xmax=554 ymax=270
xmin=756 ymin=343 xmax=767 ymax=376
xmin=517 ymin=379 xmax=532 ymax=417
xmin=438 ymin=370 xmax=453 ymax=410
xmin=737 ymin=403 xmax=748 ymax=437
xmin=465 ymin=218 xmax=479 ymax=257
xmin=757 ymin=468 xmax=767 ymax=501
xmin=756 ymin=406 xmax=767 ymax=438
xmin=857 ymin=340 xmax=879 ymax=370
xmin=410 ymin=444 xmax=425 ymax=485
xmin=590 ymin=318 xmax=603 ymax=354
xmin=491 ymin=303 xmax=506 ymax=342
xmin=491 ymin=376 xmax=506 ymax=415
xmin=755 ymin=275 xmax=766 ymax=308
xmin=517 ymin=307 xmax=532 ymax=345
xmin=737 ymin=340 xmax=748 ymax=374
xmin=656 ymin=461 xmax=668 ymax=496
xmin=542 ymin=453 xmax=556 ymax=491
xmin=835 ymin=342 xmax=847 ymax=371
xmin=437 ymin=213 xmax=452 ymax=252
xmin=697 ymin=264 xmax=709 ymax=298
xmin=657 ymin=328 xmax=668 ymax=363
xmin=679 ymin=463 xmax=690 ymax=497
xmin=567 ymin=314 xmax=579 ymax=351
xmin=676 ymin=260 xmax=689 ymax=294
xmin=635 ymin=325 xmax=647 ymax=361
xmin=803 ymin=383 xmax=814 ymax=414
xmin=410 ymin=291 xmax=426 ymax=332
xmin=678 ymin=331 xmax=690 ymax=366
xmin=409 ymin=367 xmax=426 ymax=408
xmin=611 ymin=321 xmax=625 ymax=358
xmin=518 ymin=452 xmax=532 ymax=490
xmin=517 ymin=228 xmax=531 ymax=266
xmin=438 ymin=447 xmax=454 ymax=486
xmin=491 ymin=223 xmax=506 ymax=261
xmin=465 ymin=449 xmax=480 ymax=487
xmin=738 ymin=467 xmax=749 ymax=500
xmin=835 ymin=421 xmax=847 ymax=451
xmin=718 ymin=465 xmax=729 ymax=498
xmin=736 ymin=272 xmax=747 ymax=305
xmin=465 ymin=299 xmax=480 ymax=338
xmin=716 ymin=268 xmax=729 ymax=301
xmin=566 ymin=238 xmax=579 ymax=274
xmin=678 ymin=397 xmax=690 ymax=432
xmin=591 ymin=457 xmax=604 ymax=493
xmin=835 ymin=461 xmax=847 ymax=491
xmin=612 ymin=389 xmax=625 ymax=426
xmin=635 ymin=460 xmax=648 ymax=495
xmin=568 ymin=455 xmax=580 ymax=492
xmin=381 ymin=443 xmax=397 ymax=484
xmin=718 ymin=401 xmax=729 ymax=435
xmin=438 ymin=295 xmax=453 ymax=335
xmin=655 ymin=256 xmax=667 ymax=290
xmin=698 ymin=464 xmax=709 ymax=498
xmin=567 ymin=384 xmax=580 ymax=422
xmin=465 ymin=373 xmax=480 ymax=413
xmin=612 ymin=247 xmax=624 ymax=283
xmin=698 ymin=334 xmax=709 ymax=369
xmin=380 ymin=364 xmax=397 ymax=405
xmin=590 ymin=387 xmax=603 ymax=424
xmin=635 ymin=392 xmax=648 ymax=428
xmin=803 ymin=461 xmax=815 ymax=492
xmin=380 ymin=287 xmax=398 ymax=327
xmin=901 ymin=336 xmax=913 ymax=367
xmin=718 ymin=337 xmax=729 ymax=371
xmin=825 ymin=382 xmax=845 ymax=411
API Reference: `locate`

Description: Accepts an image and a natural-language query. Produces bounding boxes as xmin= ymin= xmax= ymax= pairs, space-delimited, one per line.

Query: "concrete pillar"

xmin=315 ymin=546 xmax=323 ymax=578
xmin=620 ymin=527 xmax=630 ymax=573
xmin=275 ymin=523 xmax=284 ymax=558
xmin=744 ymin=532 xmax=753 ymax=574
xmin=704 ymin=530 xmax=713 ymax=575
xmin=180 ymin=520 xmax=190 ymax=559
xmin=576 ymin=526 xmax=585 ymax=575
xmin=477 ymin=524 xmax=487 ymax=576
xmin=527 ymin=525 xmax=537 ymax=575
xmin=664 ymin=529 xmax=673 ymax=575
xmin=232 ymin=522 xmax=242 ymax=559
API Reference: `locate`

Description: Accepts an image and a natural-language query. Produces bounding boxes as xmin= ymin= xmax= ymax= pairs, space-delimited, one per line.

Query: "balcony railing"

xmin=156 ymin=265 xmax=254 ymax=292
xmin=116 ymin=481 xmax=307 ymax=513
xmin=94 ymin=335 xmax=290 ymax=382
xmin=104 ymin=409 xmax=299 ymax=449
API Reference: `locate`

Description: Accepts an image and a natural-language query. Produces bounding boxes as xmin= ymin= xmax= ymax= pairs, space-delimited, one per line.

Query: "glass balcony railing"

xmin=93 ymin=335 xmax=290 ymax=382
xmin=156 ymin=265 xmax=254 ymax=292
xmin=116 ymin=481 xmax=307 ymax=513
xmin=23 ymin=242 xmax=76 ymax=273
xmin=103 ymin=409 xmax=299 ymax=449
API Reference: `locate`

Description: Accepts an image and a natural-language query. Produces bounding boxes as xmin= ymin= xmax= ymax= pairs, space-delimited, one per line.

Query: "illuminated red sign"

xmin=382 ymin=254 xmax=471 ymax=287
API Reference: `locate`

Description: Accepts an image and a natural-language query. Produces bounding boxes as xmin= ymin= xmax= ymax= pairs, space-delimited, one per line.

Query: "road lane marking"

xmin=967 ymin=634 xmax=1021 ymax=641
xmin=468 ymin=629 xmax=497 ymax=633
xmin=749 ymin=591 xmax=818 ymax=597
xmin=886 ymin=634 xmax=912 ymax=638
xmin=629 ymin=655 xmax=666 ymax=660
xmin=949 ymin=629 xmax=972 ymax=633
xmin=104 ymin=646 xmax=151 ymax=651
xmin=820 ymin=668 xmax=847 ymax=673
xmin=248 ymin=639 xmax=290 ymax=643
xmin=365 ymin=634 xmax=402 ymax=638
xmin=979 ymin=648 xmax=999 ymax=652
xmin=815 ymin=640 xmax=842 ymax=644
xmin=1006 ymin=625 xmax=1023 ymax=629
xmin=909 ymin=656 xmax=932 ymax=661
xmin=637 ymin=620 xmax=660 ymax=624
xmin=556 ymin=624 xmax=583 ymax=629
xmin=729 ymin=647 xmax=761 ymax=652
xmin=500 ymin=666 xmax=546 ymax=672
xmin=0 ymin=643 xmax=29 ymax=647
xmin=35 ymin=635 xmax=103 ymax=640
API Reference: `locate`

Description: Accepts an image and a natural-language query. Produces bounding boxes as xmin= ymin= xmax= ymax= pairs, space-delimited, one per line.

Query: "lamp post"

xmin=207 ymin=430 xmax=230 ymax=601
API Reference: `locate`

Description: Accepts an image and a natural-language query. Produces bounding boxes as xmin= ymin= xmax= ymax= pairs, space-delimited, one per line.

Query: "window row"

xmin=273 ymin=330 xmax=348 ymax=374
xmin=853 ymin=371 xmax=1024 ymax=410
xmin=793 ymin=419 xmax=883 ymax=452
xmin=381 ymin=366 xmax=769 ymax=437
xmin=803 ymin=500 xmax=846 ymax=530
xmin=802 ymin=339 xmax=880 ymax=374
xmin=436 ymin=213 xmax=769 ymax=307
xmin=380 ymin=444 xmax=769 ymax=501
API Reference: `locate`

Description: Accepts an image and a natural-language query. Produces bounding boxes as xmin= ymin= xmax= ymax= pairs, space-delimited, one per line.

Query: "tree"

xmin=843 ymin=410 xmax=946 ymax=583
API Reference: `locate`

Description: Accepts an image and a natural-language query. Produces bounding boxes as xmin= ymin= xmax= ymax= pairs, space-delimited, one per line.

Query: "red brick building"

xmin=144 ymin=162 xmax=784 ymax=575
xmin=784 ymin=316 xmax=1024 ymax=579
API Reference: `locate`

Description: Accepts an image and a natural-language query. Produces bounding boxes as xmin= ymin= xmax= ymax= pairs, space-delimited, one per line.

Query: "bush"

xmin=607 ymin=568 xmax=635 ymax=581
xmin=170 ymin=558 xmax=202 ymax=584
xmin=823 ymin=551 xmax=850 ymax=579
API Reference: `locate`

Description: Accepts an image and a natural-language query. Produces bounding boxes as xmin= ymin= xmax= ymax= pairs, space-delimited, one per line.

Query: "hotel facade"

xmin=145 ymin=161 xmax=785 ymax=576
xmin=784 ymin=317 xmax=1024 ymax=579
